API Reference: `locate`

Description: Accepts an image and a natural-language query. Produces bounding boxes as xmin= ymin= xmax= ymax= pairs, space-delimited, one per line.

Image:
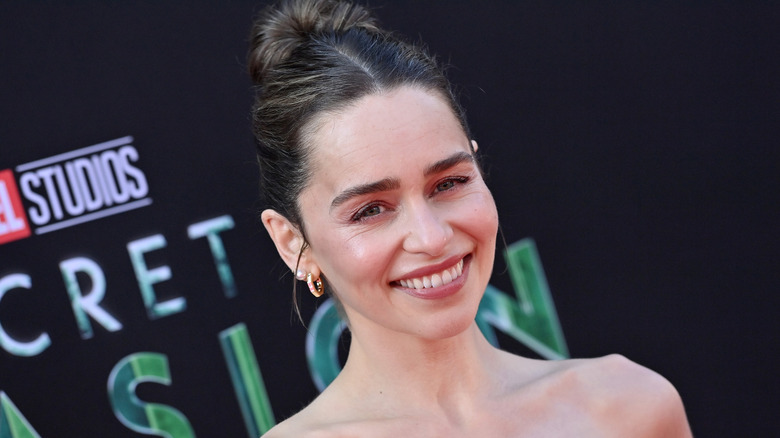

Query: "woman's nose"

xmin=401 ymin=201 xmax=452 ymax=256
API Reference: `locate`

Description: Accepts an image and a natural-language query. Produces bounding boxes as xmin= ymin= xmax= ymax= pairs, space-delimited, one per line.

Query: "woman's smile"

xmin=396 ymin=256 xmax=465 ymax=290
xmin=394 ymin=255 xmax=471 ymax=300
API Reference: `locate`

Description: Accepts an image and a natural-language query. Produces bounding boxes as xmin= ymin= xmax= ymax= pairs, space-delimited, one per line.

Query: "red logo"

xmin=0 ymin=169 xmax=31 ymax=244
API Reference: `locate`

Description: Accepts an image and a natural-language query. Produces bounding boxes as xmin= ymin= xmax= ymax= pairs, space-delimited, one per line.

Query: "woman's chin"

xmin=411 ymin=306 xmax=481 ymax=342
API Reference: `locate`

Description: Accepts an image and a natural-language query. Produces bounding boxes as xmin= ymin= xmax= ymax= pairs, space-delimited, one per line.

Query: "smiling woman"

xmin=247 ymin=0 xmax=692 ymax=436
xmin=291 ymin=87 xmax=498 ymax=341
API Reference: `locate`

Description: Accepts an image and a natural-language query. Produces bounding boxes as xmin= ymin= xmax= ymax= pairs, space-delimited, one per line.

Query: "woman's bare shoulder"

xmin=520 ymin=354 xmax=692 ymax=437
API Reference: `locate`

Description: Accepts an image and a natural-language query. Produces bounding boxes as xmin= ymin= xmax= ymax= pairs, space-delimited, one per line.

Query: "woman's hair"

xmin=249 ymin=0 xmax=471 ymax=228
xmin=248 ymin=0 xmax=472 ymax=312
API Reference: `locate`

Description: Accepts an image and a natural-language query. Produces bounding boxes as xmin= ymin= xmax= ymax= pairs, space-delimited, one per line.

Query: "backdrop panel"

xmin=0 ymin=2 xmax=776 ymax=437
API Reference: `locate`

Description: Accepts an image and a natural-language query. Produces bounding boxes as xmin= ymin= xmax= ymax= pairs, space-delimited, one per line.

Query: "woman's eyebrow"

xmin=423 ymin=151 xmax=474 ymax=177
xmin=330 ymin=177 xmax=400 ymax=210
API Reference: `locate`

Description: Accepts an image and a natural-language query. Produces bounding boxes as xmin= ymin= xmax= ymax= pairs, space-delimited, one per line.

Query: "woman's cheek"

xmin=459 ymin=191 xmax=498 ymax=232
xmin=332 ymin=232 xmax=392 ymax=277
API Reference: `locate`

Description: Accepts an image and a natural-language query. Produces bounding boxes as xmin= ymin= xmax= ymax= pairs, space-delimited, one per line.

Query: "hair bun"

xmin=248 ymin=0 xmax=378 ymax=83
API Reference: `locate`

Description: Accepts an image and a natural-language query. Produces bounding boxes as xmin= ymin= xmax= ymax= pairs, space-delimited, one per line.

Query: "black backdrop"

xmin=0 ymin=1 xmax=777 ymax=437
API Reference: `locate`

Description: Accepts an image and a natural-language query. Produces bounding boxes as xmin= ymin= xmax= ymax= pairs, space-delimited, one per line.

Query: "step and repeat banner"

xmin=0 ymin=2 xmax=775 ymax=437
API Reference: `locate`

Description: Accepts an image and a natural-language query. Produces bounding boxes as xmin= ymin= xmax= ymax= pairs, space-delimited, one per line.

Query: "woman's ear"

xmin=261 ymin=209 xmax=308 ymax=273
xmin=470 ymin=139 xmax=479 ymax=153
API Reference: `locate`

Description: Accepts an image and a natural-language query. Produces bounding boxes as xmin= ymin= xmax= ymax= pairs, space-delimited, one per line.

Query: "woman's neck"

xmin=336 ymin=320 xmax=507 ymax=415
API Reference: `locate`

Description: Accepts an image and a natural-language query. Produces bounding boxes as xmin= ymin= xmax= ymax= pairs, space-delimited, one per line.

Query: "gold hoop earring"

xmin=306 ymin=273 xmax=324 ymax=298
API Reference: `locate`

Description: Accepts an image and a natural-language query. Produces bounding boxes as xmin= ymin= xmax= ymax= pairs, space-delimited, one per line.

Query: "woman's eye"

xmin=435 ymin=176 xmax=468 ymax=193
xmin=352 ymin=204 xmax=383 ymax=221
xmin=362 ymin=205 xmax=382 ymax=217
xmin=437 ymin=180 xmax=456 ymax=191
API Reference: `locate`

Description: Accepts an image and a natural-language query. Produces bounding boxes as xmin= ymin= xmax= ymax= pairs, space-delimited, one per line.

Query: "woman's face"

xmin=299 ymin=86 xmax=498 ymax=340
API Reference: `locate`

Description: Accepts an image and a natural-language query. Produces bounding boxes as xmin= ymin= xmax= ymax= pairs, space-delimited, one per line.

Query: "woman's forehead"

xmin=300 ymin=87 xmax=472 ymax=202
xmin=307 ymin=87 xmax=468 ymax=163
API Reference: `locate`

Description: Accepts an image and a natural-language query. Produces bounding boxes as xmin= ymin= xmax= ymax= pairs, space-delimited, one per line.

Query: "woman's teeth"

xmin=399 ymin=259 xmax=464 ymax=290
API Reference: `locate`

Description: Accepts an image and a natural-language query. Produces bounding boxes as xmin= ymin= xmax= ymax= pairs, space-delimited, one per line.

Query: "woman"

xmin=249 ymin=0 xmax=692 ymax=436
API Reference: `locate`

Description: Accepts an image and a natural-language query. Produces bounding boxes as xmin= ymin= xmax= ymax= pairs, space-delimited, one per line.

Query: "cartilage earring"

xmin=306 ymin=273 xmax=324 ymax=298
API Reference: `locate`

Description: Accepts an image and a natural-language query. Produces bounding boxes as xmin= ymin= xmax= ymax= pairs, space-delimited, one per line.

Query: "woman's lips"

xmin=393 ymin=255 xmax=471 ymax=300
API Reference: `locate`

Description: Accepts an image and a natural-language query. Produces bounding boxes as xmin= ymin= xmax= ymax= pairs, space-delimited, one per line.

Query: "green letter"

xmin=107 ymin=352 xmax=194 ymax=438
xmin=476 ymin=238 xmax=568 ymax=359
xmin=306 ymin=299 xmax=346 ymax=391
xmin=127 ymin=235 xmax=185 ymax=319
xmin=0 ymin=391 xmax=41 ymax=438
xmin=187 ymin=215 xmax=237 ymax=298
xmin=0 ymin=274 xmax=50 ymax=357
xmin=219 ymin=323 xmax=275 ymax=437
xmin=60 ymin=257 xmax=123 ymax=339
